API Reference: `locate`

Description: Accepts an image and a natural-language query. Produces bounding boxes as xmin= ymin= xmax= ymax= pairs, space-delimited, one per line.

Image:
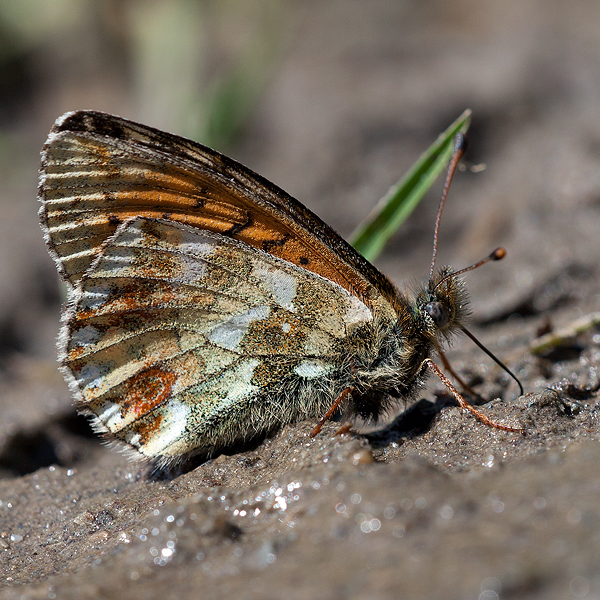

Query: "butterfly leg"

xmin=311 ymin=387 xmax=354 ymax=437
xmin=334 ymin=423 xmax=353 ymax=436
xmin=436 ymin=346 xmax=484 ymax=402
xmin=423 ymin=359 xmax=524 ymax=433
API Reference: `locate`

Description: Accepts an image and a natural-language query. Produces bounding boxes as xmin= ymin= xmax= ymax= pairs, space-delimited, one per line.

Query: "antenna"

xmin=425 ymin=133 xmax=525 ymax=399
xmin=434 ymin=247 xmax=506 ymax=292
xmin=429 ymin=133 xmax=468 ymax=282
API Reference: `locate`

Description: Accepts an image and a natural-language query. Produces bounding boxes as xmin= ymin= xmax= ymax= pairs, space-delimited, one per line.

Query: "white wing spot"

xmin=77 ymin=363 xmax=104 ymax=390
xmin=252 ymin=263 xmax=297 ymax=312
xmin=104 ymin=254 xmax=131 ymax=265
xmin=224 ymin=359 xmax=260 ymax=403
xmin=344 ymin=295 xmax=373 ymax=326
xmin=294 ymin=360 xmax=331 ymax=379
xmin=178 ymin=239 xmax=215 ymax=258
xmin=114 ymin=227 xmax=142 ymax=247
xmin=70 ymin=325 xmax=101 ymax=348
xmin=178 ymin=254 xmax=207 ymax=283
xmin=97 ymin=402 xmax=124 ymax=430
xmin=140 ymin=400 xmax=190 ymax=457
xmin=80 ymin=284 xmax=111 ymax=311
xmin=126 ymin=432 xmax=141 ymax=447
xmin=207 ymin=305 xmax=270 ymax=351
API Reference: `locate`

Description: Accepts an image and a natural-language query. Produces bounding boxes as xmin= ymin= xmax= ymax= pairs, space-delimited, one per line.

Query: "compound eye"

xmin=424 ymin=301 xmax=449 ymax=328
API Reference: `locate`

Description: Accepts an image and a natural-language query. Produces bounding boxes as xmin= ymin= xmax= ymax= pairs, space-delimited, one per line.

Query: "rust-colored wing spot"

xmin=120 ymin=366 xmax=177 ymax=419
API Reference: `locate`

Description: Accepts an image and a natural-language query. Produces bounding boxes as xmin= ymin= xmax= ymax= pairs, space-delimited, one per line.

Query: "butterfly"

xmin=39 ymin=111 xmax=521 ymax=466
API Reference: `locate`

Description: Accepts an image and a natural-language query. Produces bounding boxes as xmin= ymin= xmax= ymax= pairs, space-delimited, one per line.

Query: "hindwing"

xmin=60 ymin=217 xmax=376 ymax=459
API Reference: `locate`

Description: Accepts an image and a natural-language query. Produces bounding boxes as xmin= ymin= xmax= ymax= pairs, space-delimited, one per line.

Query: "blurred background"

xmin=1 ymin=0 xmax=600 ymax=462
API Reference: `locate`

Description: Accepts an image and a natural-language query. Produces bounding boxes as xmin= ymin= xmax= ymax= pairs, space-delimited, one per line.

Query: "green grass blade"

xmin=348 ymin=109 xmax=472 ymax=263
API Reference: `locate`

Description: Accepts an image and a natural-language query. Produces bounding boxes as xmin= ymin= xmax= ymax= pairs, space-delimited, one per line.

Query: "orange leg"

xmin=423 ymin=359 xmax=524 ymax=433
xmin=334 ymin=423 xmax=353 ymax=436
xmin=311 ymin=387 xmax=353 ymax=437
xmin=436 ymin=347 xmax=482 ymax=400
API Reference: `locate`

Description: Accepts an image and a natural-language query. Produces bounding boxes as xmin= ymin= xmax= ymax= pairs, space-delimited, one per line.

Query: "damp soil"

xmin=2 ymin=1 xmax=600 ymax=599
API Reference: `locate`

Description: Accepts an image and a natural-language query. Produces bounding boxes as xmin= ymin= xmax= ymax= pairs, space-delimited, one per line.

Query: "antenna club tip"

xmin=491 ymin=247 xmax=506 ymax=261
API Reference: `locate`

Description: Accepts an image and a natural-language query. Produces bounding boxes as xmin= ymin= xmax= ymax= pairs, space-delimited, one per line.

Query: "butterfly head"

xmin=414 ymin=267 xmax=470 ymax=343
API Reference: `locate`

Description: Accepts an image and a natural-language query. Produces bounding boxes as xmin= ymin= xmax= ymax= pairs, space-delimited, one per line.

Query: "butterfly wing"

xmin=61 ymin=217 xmax=376 ymax=461
xmin=39 ymin=110 xmax=399 ymax=309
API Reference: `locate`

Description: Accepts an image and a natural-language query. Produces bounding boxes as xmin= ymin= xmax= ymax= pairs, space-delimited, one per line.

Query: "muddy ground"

xmin=1 ymin=1 xmax=600 ymax=598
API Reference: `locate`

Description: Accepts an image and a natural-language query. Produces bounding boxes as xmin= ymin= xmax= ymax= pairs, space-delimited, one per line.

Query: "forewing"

xmin=39 ymin=110 xmax=398 ymax=307
xmin=60 ymin=218 xmax=374 ymax=460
